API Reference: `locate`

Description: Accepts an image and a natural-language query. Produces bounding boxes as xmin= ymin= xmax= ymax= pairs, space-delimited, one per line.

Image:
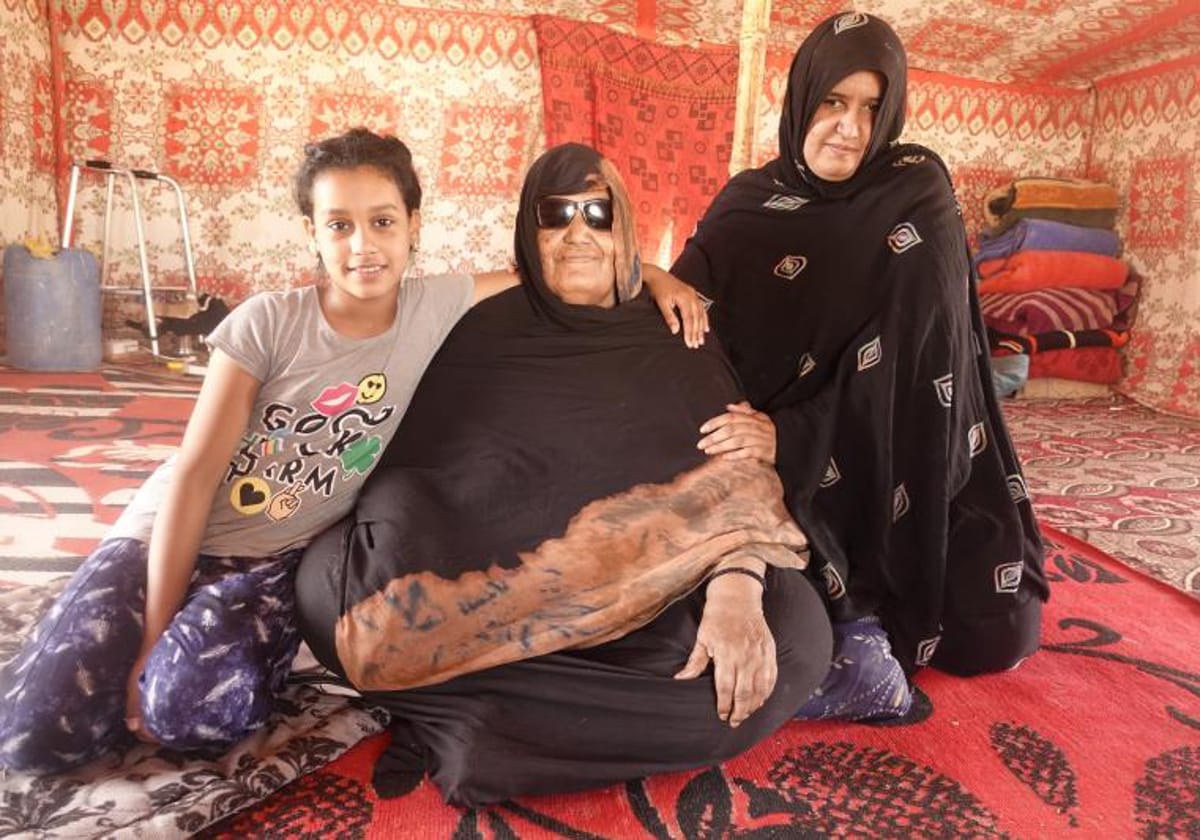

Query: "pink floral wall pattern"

xmin=1091 ymin=57 xmax=1200 ymax=417
xmin=0 ymin=0 xmax=1196 ymax=418
xmin=164 ymin=81 xmax=262 ymax=185
xmin=1128 ymin=155 xmax=1190 ymax=250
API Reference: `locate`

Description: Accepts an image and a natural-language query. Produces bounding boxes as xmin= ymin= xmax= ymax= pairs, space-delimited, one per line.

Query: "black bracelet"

xmin=707 ymin=567 xmax=767 ymax=589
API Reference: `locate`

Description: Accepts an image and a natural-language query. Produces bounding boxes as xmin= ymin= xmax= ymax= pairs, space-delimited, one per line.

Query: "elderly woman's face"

xmin=535 ymin=188 xmax=617 ymax=308
xmin=802 ymin=70 xmax=884 ymax=182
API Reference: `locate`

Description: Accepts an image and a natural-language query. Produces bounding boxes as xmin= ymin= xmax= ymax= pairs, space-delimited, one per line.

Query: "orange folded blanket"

xmin=982 ymin=179 xmax=1121 ymax=232
xmin=977 ymin=251 xmax=1129 ymax=295
xmin=1013 ymin=178 xmax=1120 ymax=210
xmin=988 ymin=177 xmax=1120 ymax=213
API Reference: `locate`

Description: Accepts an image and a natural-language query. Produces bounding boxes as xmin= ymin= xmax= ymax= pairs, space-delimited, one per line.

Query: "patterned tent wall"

xmin=0 ymin=0 xmax=1196 ymax=419
xmin=2 ymin=2 xmax=548 ymax=304
xmin=1090 ymin=58 xmax=1200 ymax=418
xmin=0 ymin=0 xmax=59 ymax=356
xmin=756 ymin=62 xmax=1096 ymax=245
xmin=533 ymin=21 xmax=1093 ymax=260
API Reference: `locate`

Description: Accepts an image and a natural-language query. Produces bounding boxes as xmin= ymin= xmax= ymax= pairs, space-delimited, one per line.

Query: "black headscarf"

xmin=297 ymin=143 xmax=809 ymax=691
xmin=514 ymin=142 xmax=642 ymax=329
xmin=772 ymin=11 xmax=908 ymax=198
xmin=672 ymin=13 xmax=1047 ymax=675
xmin=673 ymin=13 xmax=928 ymax=409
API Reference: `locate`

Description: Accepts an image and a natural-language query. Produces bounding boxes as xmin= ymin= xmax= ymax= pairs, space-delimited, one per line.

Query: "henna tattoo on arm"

xmin=336 ymin=457 xmax=811 ymax=691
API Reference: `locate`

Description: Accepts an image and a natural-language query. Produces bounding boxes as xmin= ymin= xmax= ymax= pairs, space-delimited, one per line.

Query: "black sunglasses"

xmin=534 ymin=197 xmax=614 ymax=231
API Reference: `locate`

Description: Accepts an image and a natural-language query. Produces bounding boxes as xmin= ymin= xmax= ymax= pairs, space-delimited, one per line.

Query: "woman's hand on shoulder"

xmin=698 ymin=401 xmax=776 ymax=463
xmin=642 ymin=263 xmax=710 ymax=348
xmin=675 ymin=570 xmax=775 ymax=727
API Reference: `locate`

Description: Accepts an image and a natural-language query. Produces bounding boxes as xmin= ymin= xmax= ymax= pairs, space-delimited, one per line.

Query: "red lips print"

xmin=311 ymin=382 xmax=359 ymax=417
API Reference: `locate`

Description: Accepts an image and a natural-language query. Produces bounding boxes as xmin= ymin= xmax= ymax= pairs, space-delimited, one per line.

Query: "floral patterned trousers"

xmin=0 ymin=538 xmax=301 ymax=774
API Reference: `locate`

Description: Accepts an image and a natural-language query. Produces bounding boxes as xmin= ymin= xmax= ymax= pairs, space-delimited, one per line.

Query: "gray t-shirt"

xmin=110 ymin=274 xmax=473 ymax=557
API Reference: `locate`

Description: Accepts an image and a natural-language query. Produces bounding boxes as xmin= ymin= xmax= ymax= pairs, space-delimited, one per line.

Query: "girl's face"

xmin=304 ymin=165 xmax=419 ymax=306
xmin=802 ymin=70 xmax=884 ymax=182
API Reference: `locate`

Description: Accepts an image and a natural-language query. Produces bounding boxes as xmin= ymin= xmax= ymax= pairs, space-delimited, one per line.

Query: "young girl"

xmin=0 ymin=129 xmax=474 ymax=771
xmin=0 ymin=128 xmax=705 ymax=774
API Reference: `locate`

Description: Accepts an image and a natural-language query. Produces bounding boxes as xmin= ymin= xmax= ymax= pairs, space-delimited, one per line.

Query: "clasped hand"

xmin=698 ymin=401 xmax=777 ymax=463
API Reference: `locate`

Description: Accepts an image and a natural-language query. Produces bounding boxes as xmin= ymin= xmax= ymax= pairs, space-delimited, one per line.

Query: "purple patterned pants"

xmin=0 ymin=538 xmax=302 ymax=774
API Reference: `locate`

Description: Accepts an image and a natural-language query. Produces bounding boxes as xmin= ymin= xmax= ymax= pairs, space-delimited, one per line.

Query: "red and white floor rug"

xmin=201 ymin=526 xmax=1200 ymax=838
xmin=1005 ymin=396 xmax=1200 ymax=596
xmin=2 ymin=367 xmax=1198 ymax=837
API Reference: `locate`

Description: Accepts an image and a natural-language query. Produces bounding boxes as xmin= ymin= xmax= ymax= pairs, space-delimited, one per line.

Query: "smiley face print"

xmin=357 ymin=373 xmax=387 ymax=405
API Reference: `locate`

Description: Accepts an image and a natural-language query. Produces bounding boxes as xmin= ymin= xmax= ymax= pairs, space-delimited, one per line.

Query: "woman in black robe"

xmin=295 ymin=143 xmax=832 ymax=807
xmin=673 ymin=12 xmax=1047 ymax=680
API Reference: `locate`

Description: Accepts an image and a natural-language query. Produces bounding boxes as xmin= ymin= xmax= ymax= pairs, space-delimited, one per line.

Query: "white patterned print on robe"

xmin=968 ymin=422 xmax=988 ymax=458
xmin=893 ymin=483 xmax=910 ymax=522
xmin=857 ymin=336 xmax=882 ymax=371
xmin=914 ymin=633 xmax=941 ymax=667
xmin=834 ymin=12 xmax=869 ymax=34
xmin=797 ymin=352 xmax=817 ymax=379
xmin=994 ymin=562 xmax=1024 ymax=594
xmin=887 ymin=222 xmax=923 ymax=254
xmin=933 ymin=373 xmax=954 ymax=408
xmin=821 ymin=562 xmax=847 ymax=600
xmin=774 ymin=255 xmax=808 ymax=280
xmin=763 ymin=194 xmax=809 ymax=212
xmin=820 ymin=458 xmax=842 ymax=488
xmin=1007 ymin=473 xmax=1030 ymax=503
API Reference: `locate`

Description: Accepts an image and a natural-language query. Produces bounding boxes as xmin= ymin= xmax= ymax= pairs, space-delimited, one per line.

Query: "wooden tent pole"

xmin=730 ymin=0 xmax=772 ymax=176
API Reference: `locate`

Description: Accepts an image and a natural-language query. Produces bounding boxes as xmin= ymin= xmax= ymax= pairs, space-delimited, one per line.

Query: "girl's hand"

xmin=124 ymin=650 xmax=159 ymax=744
xmin=674 ymin=572 xmax=775 ymax=727
xmin=698 ymin=402 xmax=777 ymax=463
xmin=642 ymin=263 xmax=710 ymax=348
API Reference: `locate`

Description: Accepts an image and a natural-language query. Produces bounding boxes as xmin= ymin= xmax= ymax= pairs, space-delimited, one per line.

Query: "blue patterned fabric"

xmin=0 ymin=539 xmax=301 ymax=773
xmin=796 ymin=617 xmax=912 ymax=722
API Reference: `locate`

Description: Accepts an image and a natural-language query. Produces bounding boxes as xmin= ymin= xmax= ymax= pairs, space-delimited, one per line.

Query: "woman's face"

xmin=802 ymin=70 xmax=884 ymax=182
xmin=535 ymin=188 xmax=617 ymax=308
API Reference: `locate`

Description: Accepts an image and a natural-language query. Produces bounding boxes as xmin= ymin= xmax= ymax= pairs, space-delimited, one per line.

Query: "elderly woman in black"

xmin=295 ymin=143 xmax=832 ymax=806
xmin=674 ymin=13 xmax=1047 ymax=700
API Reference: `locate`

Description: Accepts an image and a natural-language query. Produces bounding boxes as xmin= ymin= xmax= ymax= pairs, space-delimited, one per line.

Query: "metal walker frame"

xmin=61 ymin=159 xmax=199 ymax=360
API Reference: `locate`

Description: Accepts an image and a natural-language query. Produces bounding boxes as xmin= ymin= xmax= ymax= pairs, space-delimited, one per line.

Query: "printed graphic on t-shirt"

xmin=227 ymin=372 xmax=392 ymax=520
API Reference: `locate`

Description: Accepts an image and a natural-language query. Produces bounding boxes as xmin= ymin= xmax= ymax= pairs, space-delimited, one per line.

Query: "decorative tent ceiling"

xmin=407 ymin=0 xmax=1200 ymax=88
xmin=10 ymin=0 xmax=1194 ymax=416
xmin=768 ymin=0 xmax=1200 ymax=88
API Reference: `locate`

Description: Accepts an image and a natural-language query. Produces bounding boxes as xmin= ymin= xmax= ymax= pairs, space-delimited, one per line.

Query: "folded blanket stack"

xmin=974 ymin=179 xmax=1137 ymax=395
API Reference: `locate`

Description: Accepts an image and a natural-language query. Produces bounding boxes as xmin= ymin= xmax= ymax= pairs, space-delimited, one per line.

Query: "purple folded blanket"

xmin=975 ymin=218 xmax=1121 ymax=265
